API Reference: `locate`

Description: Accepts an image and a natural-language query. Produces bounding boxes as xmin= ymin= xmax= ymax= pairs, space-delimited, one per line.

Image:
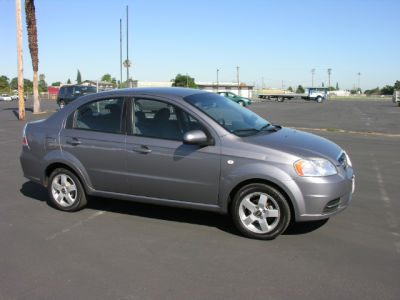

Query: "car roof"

xmin=91 ymin=87 xmax=208 ymax=99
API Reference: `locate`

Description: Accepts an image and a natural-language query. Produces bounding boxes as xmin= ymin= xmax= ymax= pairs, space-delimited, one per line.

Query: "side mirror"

xmin=183 ymin=130 xmax=209 ymax=146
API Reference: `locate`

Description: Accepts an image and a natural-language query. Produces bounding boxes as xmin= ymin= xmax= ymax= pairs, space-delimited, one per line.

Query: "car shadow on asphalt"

xmin=284 ymin=219 xmax=329 ymax=235
xmin=20 ymin=180 xmax=328 ymax=237
xmin=20 ymin=181 xmax=48 ymax=202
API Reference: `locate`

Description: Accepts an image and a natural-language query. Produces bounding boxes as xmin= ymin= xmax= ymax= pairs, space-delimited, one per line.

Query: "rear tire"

xmin=316 ymin=96 xmax=323 ymax=103
xmin=238 ymin=101 xmax=245 ymax=106
xmin=59 ymin=100 xmax=65 ymax=109
xmin=277 ymin=97 xmax=284 ymax=102
xmin=230 ymin=183 xmax=291 ymax=240
xmin=48 ymin=168 xmax=87 ymax=212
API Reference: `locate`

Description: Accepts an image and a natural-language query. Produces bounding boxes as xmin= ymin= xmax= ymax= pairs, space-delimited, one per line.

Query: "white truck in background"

xmin=258 ymin=87 xmax=327 ymax=103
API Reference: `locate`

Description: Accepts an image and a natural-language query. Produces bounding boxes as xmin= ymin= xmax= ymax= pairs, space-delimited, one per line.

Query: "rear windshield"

xmin=77 ymin=86 xmax=97 ymax=93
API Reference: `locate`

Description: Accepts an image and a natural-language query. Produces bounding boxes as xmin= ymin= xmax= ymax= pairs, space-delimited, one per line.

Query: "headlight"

xmin=294 ymin=158 xmax=337 ymax=177
xmin=343 ymin=151 xmax=352 ymax=168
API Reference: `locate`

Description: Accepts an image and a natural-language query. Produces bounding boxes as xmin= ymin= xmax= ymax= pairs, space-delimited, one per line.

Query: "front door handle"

xmin=132 ymin=145 xmax=152 ymax=154
xmin=66 ymin=137 xmax=82 ymax=146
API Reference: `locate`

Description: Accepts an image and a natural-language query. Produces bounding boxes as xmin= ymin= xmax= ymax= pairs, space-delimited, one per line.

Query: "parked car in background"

xmin=0 ymin=94 xmax=12 ymax=101
xmin=217 ymin=91 xmax=252 ymax=106
xmin=11 ymin=94 xmax=26 ymax=101
xmin=393 ymin=90 xmax=400 ymax=107
xmin=57 ymin=85 xmax=97 ymax=108
xmin=20 ymin=87 xmax=354 ymax=240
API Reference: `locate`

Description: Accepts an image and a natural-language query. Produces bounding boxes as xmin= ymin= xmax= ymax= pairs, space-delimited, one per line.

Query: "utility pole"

xmin=120 ymin=18 xmax=122 ymax=88
xmin=357 ymin=72 xmax=361 ymax=91
xmin=311 ymin=68 xmax=315 ymax=87
xmin=327 ymin=68 xmax=332 ymax=89
xmin=123 ymin=5 xmax=132 ymax=88
xmin=236 ymin=66 xmax=240 ymax=96
xmin=15 ymin=0 xmax=25 ymax=120
xmin=216 ymin=69 xmax=219 ymax=91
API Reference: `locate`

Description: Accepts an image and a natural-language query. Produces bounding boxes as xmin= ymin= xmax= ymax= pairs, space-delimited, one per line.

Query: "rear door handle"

xmin=66 ymin=137 xmax=82 ymax=146
xmin=132 ymin=145 xmax=152 ymax=154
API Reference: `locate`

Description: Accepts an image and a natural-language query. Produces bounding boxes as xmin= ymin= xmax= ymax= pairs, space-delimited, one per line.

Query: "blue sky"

xmin=1 ymin=0 xmax=399 ymax=90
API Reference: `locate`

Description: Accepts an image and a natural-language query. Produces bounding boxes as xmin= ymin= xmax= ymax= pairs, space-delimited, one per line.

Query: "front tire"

xmin=316 ymin=96 xmax=323 ymax=103
xmin=238 ymin=101 xmax=245 ymax=106
xmin=231 ymin=183 xmax=291 ymax=240
xmin=48 ymin=168 xmax=87 ymax=211
xmin=59 ymin=100 xmax=65 ymax=109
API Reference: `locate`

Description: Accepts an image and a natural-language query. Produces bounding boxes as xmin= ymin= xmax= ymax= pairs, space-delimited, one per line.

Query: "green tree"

xmin=336 ymin=82 xmax=339 ymax=90
xmin=287 ymin=86 xmax=293 ymax=92
xmin=393 ymin=80 xmax=400 ymax=90
xmin=101 ymin=74 xmax=112 ymax=82
xmin=171 ymin=74 xmax=197 ymax=88
xmin=67 ymin=78 xmax=72 ymax=84
xmin=76 ymin=70 xmax=82 ymax=84
xmin=38 ymin=74 xmax=47 ymax=92
xmin=296 ymin=85 xmax=305 ymax=93
xmin=381 ymin=85 xmax=394 ymax=95
xmin=51 ymin=81 xmax=61 ymax=86
xmin=11 ymin=77 xmax=33 ymax=93
xmin=0 ymin=76 xmax=10 ymax=93
xmin=365 ymin=87 xmax=380 ymax=95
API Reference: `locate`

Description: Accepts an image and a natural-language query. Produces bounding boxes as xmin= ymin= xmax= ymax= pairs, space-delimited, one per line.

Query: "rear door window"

xmin=72 ymin=98 xmax=124 ymax=134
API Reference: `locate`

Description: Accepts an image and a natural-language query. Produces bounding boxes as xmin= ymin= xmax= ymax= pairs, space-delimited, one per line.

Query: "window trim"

xmin=66 ymin=96 xmax=128 ymax=135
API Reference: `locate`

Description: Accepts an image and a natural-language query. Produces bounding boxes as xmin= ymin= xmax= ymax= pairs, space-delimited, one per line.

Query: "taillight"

xmin=22 ymin=124 xmax=29 ymax=148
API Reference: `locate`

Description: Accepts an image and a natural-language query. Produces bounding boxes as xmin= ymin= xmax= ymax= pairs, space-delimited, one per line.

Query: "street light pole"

xmin=236 ymin=66 xmax=240 ymax=96
xmin=216 ymin=69 xmax=219 ymax=91
xmin=120 ymin=18 xmax=122 ymax=88
xmin=311 ymin=68 xmax=315 ymax=87
xmin=327 ymin=68 xmax=332 ymax=88
xmin=126 ymin=5 xmax=129 ymax=87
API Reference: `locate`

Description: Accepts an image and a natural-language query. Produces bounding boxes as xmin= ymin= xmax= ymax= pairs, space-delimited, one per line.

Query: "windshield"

xmin=184 ymin=92 xmax=272 ymax=136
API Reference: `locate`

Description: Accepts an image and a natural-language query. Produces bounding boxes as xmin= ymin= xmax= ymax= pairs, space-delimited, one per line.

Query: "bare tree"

xmin=25 ymin=0 xmax=40 ymax=113
xmin=15 ymin=0 xmax=25 ymax=120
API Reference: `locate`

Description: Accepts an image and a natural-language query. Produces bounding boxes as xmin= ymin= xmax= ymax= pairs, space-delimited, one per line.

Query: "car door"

xmin=60 ymin=97 xmax=128 ymax=194
xmin=125 ymin=97 xmax=221 ymax=205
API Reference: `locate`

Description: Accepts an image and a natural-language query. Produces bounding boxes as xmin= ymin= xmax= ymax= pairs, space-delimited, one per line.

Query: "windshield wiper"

xmin=258 ymin=123 xmax=272 ymax=131
xmin=232 ymin=128 xmax=260 ymax=134
xmin=259 ymin=123 xmax=282 ymax=132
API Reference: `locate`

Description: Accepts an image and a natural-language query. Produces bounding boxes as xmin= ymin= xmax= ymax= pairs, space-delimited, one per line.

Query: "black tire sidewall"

xmin=231 ymin=183 xmax=291 ymax=240
xmin=48 ymin=168 xmax=87 ymax=212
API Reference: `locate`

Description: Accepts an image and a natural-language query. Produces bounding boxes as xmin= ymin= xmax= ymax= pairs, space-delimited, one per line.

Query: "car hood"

xmin=245 ymin=127 xmax=342 ymax=161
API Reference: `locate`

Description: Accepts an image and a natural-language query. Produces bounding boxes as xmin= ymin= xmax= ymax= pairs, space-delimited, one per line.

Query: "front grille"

xmin=323 ymin=198 xmax=340 ymax=213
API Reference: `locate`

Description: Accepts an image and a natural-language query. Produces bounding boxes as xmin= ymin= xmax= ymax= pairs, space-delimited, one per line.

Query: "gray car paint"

xmin=20 ymin=87 xmax=354 ymax=221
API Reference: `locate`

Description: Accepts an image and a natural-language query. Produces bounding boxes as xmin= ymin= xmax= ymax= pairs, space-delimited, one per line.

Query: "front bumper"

xmin=290 ymin=167 xmax=355 ymax=221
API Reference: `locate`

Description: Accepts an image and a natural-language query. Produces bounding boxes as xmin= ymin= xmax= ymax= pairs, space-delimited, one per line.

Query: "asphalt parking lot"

xmin=1 ymin=97 xmax=399 ymax=299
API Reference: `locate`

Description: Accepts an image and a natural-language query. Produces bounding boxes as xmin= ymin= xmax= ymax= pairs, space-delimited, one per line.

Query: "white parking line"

xmin=371 ymin=156 xmax=400 ymax=255
xmin=46 ymin=211 xmax=105 ymax=241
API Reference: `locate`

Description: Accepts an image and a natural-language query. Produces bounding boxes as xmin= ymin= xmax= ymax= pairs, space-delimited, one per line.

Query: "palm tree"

xmin=25 ymin=0 xmax=40 ymax=113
